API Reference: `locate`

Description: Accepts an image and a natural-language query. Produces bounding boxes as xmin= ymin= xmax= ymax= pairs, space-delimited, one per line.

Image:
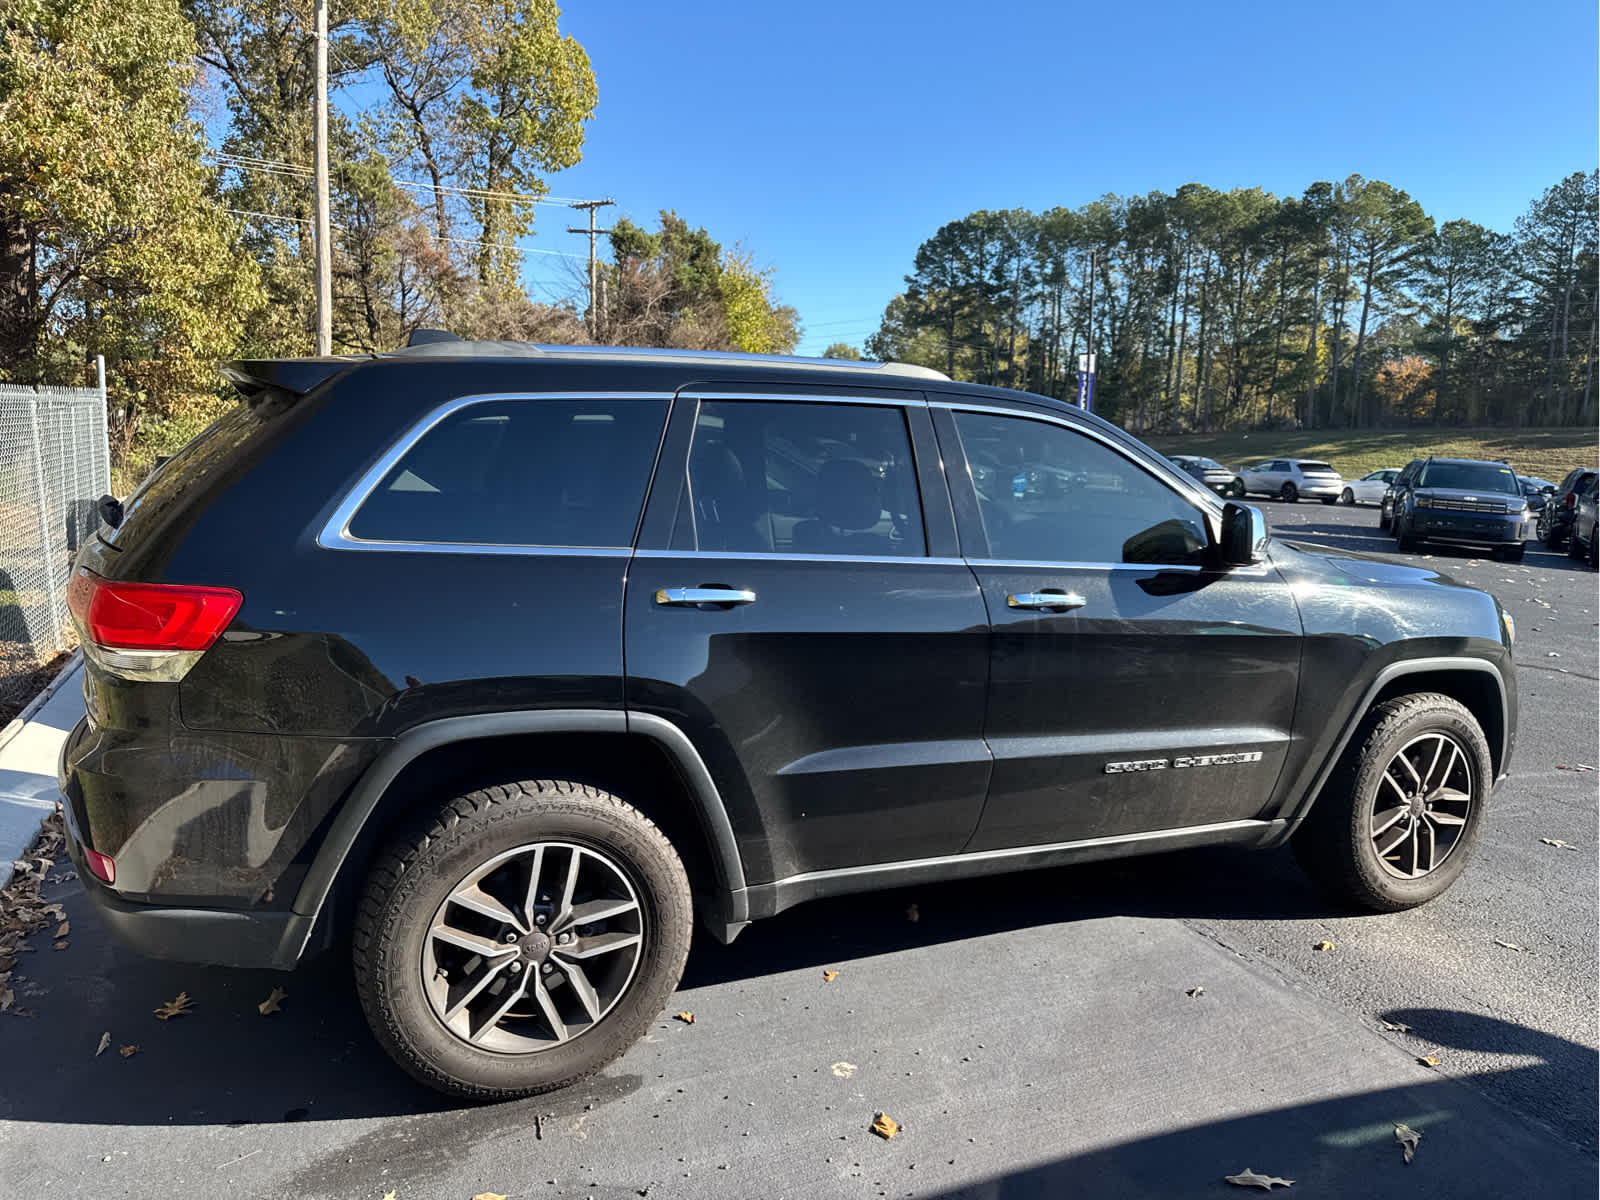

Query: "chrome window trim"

xmin=317 ymin=391 xmax=674 ymax=553
xmin=682 ymin=391 xmax=928 ymax=407
xmin=633 ymin=549 xmax=967 ymax=566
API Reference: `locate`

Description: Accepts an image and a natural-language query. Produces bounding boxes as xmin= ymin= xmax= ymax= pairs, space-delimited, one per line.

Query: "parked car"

xmin=60 ymin=337 xmax=1519 ymax=1100
xmin=1389 ymin=457 xmax=1531 ymax=562
xmin=1536 ymin=467 xmax=1598 ymax=550
xmin=1517 ymin=476 xmax=1555 ymax=515
xmin=1342 ymin=467 xmax=1402 ymax=506
xmin=1235 ymin=458 xmax=1344 ymax=504
xmin=1378 ymin=459 xmax=1425 ymax=531
xmin=1168 ymin=455 xmax=1241 ymax=497
xmin=1564 ymin=472 xmax=1598 ymax=568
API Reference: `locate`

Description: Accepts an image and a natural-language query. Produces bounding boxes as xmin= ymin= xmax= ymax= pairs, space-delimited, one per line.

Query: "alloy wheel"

xmin=420 ymin=842 xmax=644 ymax=1054
xmin=1369 ymin=732 xmax=1473 ymax=879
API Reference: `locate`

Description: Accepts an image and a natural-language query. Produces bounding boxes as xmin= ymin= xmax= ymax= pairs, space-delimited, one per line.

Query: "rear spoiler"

xmin=219 ymin=357 xmax=363 ymax=410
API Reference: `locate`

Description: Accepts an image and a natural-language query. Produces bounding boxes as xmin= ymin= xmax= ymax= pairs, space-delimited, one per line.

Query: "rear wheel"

xmin=1541 ymin=511 xmax=1563 ymax=548
xmin=1280 ymin=482 xmax=1298 ymax=503
xmin=353 ymin=780 xmax=693 ymax=1100
xmin=1293 ymin=693 xmax=1491 ymax=911
xmin=1232 ymin=478 xmax=1247 ymax=498
xmin=1567 ymin=530 xmax=1586 ymax=560
xmin=1342 ymin=488 xmax=1355 ymax=505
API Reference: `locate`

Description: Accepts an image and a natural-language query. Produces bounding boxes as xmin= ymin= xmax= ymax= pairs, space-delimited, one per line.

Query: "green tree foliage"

xmin=875 ymin=171 xmax=1598 ymax=430
xmin=0 ymin=0 xmax=261 ymax=434
xmin=821 ymin=343 xmax=862 ymax=359
xmin=600 ymin=211 xmax=797 ymax=353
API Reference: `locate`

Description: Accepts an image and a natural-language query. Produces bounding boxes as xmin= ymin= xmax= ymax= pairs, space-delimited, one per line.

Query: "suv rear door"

xmin=624 ymin=389 xmax=992 ymax=886
xmin=934 ymin=402 xmax=1303 ymax=850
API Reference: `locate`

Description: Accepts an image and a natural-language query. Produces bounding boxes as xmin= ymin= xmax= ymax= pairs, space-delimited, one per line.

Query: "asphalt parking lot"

xmin=1 ymin=497 xmax=1595 ymax=1199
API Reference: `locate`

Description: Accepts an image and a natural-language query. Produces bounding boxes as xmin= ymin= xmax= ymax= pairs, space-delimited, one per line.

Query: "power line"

xmin=211 ymin=152 xmax=591 ymax=208
xmin=227 ymin=209 xmax=587 ymax=261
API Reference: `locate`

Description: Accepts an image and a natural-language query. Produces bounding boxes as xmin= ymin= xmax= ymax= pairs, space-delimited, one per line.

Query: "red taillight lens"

xmin=67 ymin=570 xmax=242 ymax=651
xmin=1566 ymin=493 xmax=1578 ymax=509
xmin=84 ymin=847 xmax=116 ymax=885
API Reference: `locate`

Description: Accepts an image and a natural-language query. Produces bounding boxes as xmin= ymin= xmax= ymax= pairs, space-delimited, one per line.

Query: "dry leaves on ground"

xmin=1416 ymin=1055 xmax=1441 ymax=1068
xmin=119 ymin=1045 xmax=139 ymax=1057
xmin=1394 ymin=1122 xmax=1422 ymax=1165
xmin=0 ymin=808 xmax=66 ymax=1015
xmin=1225 ymin=1168 xmax=1294 ymax=1190
xmin=1494 ymin=940 xmax=1532 ymax=953
xmin=1540 ymin=838 xmax=1579 ymax=850
xmin=822 ymin=970 xmax=839 ymax=982
xmin=1378 ymin=1019 xmax=1411 ymax=1033
xmin=382 ymin=1192 xmax=397 ymax=1200
xmin=1555 ymin=763 xmax=1594 ymax=771
xmin=831 ymin=1062 xmax=857 ymax=1078
xmin=258 ymin=987 xmax=288 ymax=1016
xmin=870 ymin=1112 xmax=900 ymax=1139
xmin=153 ymin=991 xmax=195 ymax=1020
xmin=471 ymin=1193 xmax=507 ymax=1200
xmin=674 ymin=1011 xmax=695 ymax=1025
xmin=1312 ymin=940 xmax=1336 ymax=952
xmin=95 ymin=1032 xmax=110 ymax=1056
xmin=1186 ymin=986 xmax=1205 ymax=998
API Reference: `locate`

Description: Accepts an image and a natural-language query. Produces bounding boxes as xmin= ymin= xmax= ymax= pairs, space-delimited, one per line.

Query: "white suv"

xmin=1235 ymin=459 xmax=1344 ymax=505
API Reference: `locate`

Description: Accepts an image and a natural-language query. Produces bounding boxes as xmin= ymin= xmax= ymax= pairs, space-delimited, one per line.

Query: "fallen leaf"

xmin=0 ymin=985 xmax=12 ymax=1012
xmin=822 ymin=970 xmax=839 ymax=982
xmin=1555 ymin=764 xmax=1593 ymax=772
xmin=674 ymin=1011 xmax=695 ymax=1025
xmin=1416 ymin=1055 xmax=1440 ymax=1068
xmin=905 ymin=903 xmax=919 ymax=923
xmin=1394 ymin=1122 xmax=1422 ymax=1165
xmin=258 ymin=987 xmax=288 ymax=1016
xmin=831 ymin=1061 xmax=857 ymax=1078
xmin=1540 ymin=838 xmax=1579 ymax=850
xmin=119 ymin=1044 xmax=139 ymax=1057
xmin=1313 ymin=940 xmax=1336 ymax=952
xmin=471 ymin=1194 xmax=507 ymax=1200
xmin=382 ymin=1193 xmax=397 ymax=1200
xmin=1378 ymin=1019 xmax=1411 ymax=1033
xmin=55 ymin=920 xmax=69 ymax=938
xmin=153 ymin=991 xmax=194 ymax=1020
xmin=1186 ymin=986 xmax=1205 ymax=998
xmin=1225 ymin=1168 xmax=1294 ymax=1190
xmin=52 ymin=939 xmax=68 ymax=951
xmin=870 ymin=1111 xmax=900 ymax=1139
xmin=1494 ymin=940 xmax=1531 ymax=952
xmin=95 ymin=1032 xmax=110 ymax=1057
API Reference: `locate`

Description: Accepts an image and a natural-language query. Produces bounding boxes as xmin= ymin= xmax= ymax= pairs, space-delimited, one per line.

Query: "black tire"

xmin=353 ymin=780 xmax=693 ymax=1100
xmin=1541 ymin=512 xmax=1564 ymax=549
xmin=1293 ymin=693 xmax=1491 ymax=911
xmin=1342 ymin=488 xmax=1355 ymax=505
xmin=1567 ymin=530 xmax=1585 ymax=560
xmin=1588 ymin=533 xmax=1598 ymax=570
xmin=1280 ymin=482 xmax=1298 ymax=503
xmin=1231 ymin=478 xmax=1247 ymax=498
xmin=1321 ymin=495 xmax=1338 ymax=506
xmin=1394 ymin=515 xmax=1417 ymax=553
xmin=1378 ymin=503 xmax=1392 ymax=533
xmin=1499 ymin=543 xmax=1526 ymax=563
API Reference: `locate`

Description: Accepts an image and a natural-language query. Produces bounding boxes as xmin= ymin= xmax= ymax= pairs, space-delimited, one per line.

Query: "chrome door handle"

xmin=654 ymin=587 xmax=758 ymax=607
xmin=1006 ymin=591 xmax=1086 ymax=610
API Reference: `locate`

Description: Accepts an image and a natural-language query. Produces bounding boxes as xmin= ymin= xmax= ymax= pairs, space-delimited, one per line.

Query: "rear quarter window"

xmin=345 ymin=397 xmax=668 ymax=547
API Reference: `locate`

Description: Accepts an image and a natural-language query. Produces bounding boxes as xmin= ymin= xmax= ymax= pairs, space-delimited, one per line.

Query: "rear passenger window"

xmin=348 ymin=398 xmax=667 ymax=547
xmin=677 ymin=401 xmax=925 ymax=556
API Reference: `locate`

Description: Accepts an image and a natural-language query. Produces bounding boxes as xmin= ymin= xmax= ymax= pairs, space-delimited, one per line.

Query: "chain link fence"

xmin=1 ymin=367 xmax=109 ymax=718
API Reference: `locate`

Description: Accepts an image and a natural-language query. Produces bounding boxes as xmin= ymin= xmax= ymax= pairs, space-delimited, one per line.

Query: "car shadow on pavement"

xmin=924 ymin=1014 xmax=1598 ymax=1197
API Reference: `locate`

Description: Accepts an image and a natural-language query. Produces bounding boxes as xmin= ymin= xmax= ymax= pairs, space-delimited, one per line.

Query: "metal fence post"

xmin=25 ymin=393 xmax=67 ymax=652
xmin=96 ymin=354 xmax=110 ymax=495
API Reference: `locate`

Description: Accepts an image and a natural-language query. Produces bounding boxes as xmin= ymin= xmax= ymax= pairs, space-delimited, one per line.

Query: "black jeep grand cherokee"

xmin=60 ymin=339 xmax=1517 ymax=1099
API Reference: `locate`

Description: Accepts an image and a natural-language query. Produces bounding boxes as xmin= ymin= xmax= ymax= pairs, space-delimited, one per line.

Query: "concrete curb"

xmin=0 ymin=651 xmax=83 ymax=890
xmin=0 ymin=648 xmax=82 ymax=755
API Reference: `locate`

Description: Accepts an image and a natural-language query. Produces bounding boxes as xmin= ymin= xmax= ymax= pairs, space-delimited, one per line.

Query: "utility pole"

xmin=312 ymin=0 xmax=332 ymax=356
xmin=567 ymin=199 xmax=615 ymax=340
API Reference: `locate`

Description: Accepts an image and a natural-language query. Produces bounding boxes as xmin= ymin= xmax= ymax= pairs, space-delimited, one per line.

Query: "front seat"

xmin=792 ymin=458 xmax=888 ymax=554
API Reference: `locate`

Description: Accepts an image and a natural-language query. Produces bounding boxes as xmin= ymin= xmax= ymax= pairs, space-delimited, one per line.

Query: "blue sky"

xmin=341 ymin=0 xmax=1598 ymax=355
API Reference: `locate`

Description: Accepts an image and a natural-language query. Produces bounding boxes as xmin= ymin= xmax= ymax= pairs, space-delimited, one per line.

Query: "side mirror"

xmin=1220 ymin=501 xmax=1267 ymax=566
xmin=1541 ymin=485 xmax=1555 ymax=495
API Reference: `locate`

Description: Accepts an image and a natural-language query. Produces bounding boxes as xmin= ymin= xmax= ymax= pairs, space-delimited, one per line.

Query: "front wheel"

xmin=1499 ymin=543 xmax=1526 ymax=563
xmin=1378 ymin=503 xmax=1392 ymax=532
xmin=353 ymin=780 xmax=693 ymax=1100
xmin=1342 ymin=488 xmax=1355 ymax=505
xmin=1231 ymin=478 xmax=1247 ymax=498
xmin=1567 ymin=530 xmax=1586 ymax=561
xmin=1394 ymin=516 xmax=1417 ymax=552
xmin=1293 ymin=693 xmax=1491 ymax=911
xmin=1280 ymin=482 xmax=1298 ymax=503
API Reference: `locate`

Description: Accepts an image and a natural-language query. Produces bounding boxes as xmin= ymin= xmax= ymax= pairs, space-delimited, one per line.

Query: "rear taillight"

xmin=66 ymin=569 xmax=242 ymax=682
xmin=1566 ymin=493 xmax=1578 ymax=509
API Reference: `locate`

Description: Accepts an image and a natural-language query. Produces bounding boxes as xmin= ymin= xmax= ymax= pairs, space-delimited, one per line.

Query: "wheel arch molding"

xmin=1276 ymin=656 xmax=1512 ymax=837
xmin=280 ymin=710 xmax=750 ymax=968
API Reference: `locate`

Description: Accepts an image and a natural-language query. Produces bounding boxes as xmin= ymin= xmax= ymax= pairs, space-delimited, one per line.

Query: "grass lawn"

xmin=1144 ymin=426 xmax=1599 ymax=485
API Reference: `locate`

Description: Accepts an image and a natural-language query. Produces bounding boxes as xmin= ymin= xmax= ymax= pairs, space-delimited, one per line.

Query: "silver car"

xmin=1341 ymin=467 xmax=1402 ymax=506
xmin=1236 ymin=458 xmax=1345 ymax=505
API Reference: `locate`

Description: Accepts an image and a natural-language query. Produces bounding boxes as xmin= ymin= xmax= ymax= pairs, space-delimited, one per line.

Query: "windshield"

xmin=1418 ymin=462 xmax=1520 ymax=494
xmin=1298 ymin=461 xmax=1336 ymax=473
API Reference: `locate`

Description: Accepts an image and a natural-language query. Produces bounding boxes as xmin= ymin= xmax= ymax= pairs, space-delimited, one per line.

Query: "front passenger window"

xmin=953 ymin=411 xmax=1209 ymax=565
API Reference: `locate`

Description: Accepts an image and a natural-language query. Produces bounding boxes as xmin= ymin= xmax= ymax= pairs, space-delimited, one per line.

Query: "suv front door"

xmin=936 ymin=404 xmax=1304 ymax=851
xmin=625 ymin=392 xmax=992 ymax=886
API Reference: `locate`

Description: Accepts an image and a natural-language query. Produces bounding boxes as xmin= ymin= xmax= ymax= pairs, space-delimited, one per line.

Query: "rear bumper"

xmin=61 ymin=799 xmax=312 ymax=970
xmin=1299 ymin=481 xmax=1343 ymax=498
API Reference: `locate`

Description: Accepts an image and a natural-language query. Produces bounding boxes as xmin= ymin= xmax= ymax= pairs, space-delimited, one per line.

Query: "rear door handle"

xmin=654 ymin=587 xmax=758 ymax=607
xmin=1006 ymin=591 xmax=1086 ymax=611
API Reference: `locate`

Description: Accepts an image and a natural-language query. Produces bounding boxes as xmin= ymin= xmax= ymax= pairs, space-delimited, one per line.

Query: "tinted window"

xmin=954 ymin=411 xmax=1208 ymax=565
xmin=679 ymin=401 xmax=925 ymax=556
xmin=1299 ymin=461 xmax=1336 ymax=473
xmin=1416 ymin=461 xmax=1520 ymax=494
xmin=349 ymin=398 xmax=667 ymax=546
xmin=1271 ymin=460 xmax=1291 ymax=471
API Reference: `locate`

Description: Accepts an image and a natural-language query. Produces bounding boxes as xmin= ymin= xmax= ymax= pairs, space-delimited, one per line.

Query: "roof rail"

xmin=381 ymin=340 xmax=950 ymax=381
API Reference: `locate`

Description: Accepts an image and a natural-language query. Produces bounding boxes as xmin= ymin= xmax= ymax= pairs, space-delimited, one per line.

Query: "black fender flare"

xmin=273 ymin=709 xmax=750 ymax=968
xmin=1274 ymin=655 xmax=1511 ymax=839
